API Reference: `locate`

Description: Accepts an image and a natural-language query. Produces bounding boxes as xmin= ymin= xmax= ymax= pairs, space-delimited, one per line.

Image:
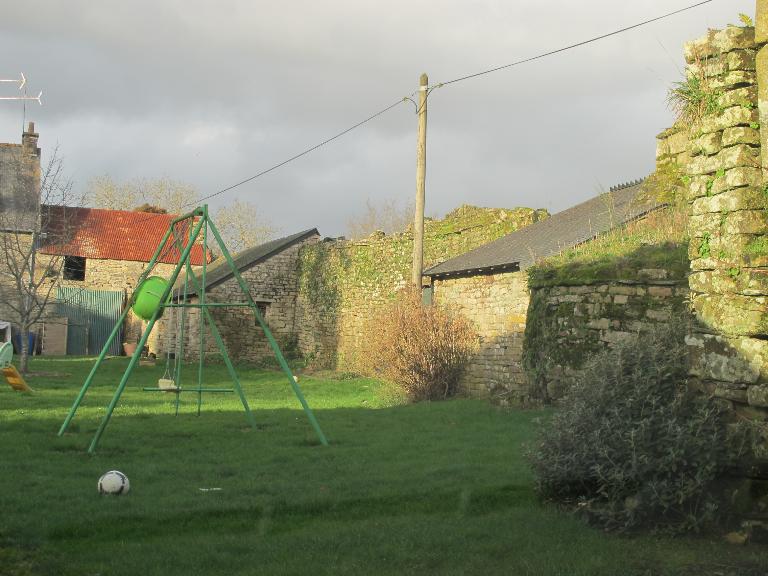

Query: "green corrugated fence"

xmin=56 ymin=287 xmax=124 ymax=355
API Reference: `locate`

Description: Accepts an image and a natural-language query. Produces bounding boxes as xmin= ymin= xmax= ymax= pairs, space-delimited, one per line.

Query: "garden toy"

xmin=58 ymin=205 xmax=327 ymax=453
xmin=1 ymin=341 xmax=32 ymax=392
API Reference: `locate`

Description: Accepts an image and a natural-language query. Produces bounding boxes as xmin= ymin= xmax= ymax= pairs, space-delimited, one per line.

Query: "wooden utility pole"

xmin=412 ymin=72 xmax=428 ymax=288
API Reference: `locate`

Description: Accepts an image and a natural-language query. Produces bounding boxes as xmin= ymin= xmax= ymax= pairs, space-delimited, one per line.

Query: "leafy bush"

xmin=361 ymin=289 xmax=476 ymax=401
xmin=528 ymin=322 xmax=744 ymax=533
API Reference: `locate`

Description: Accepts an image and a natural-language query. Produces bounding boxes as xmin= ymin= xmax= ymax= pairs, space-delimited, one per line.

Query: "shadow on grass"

xmin=47 ymin=483 xmax=535 ymax=543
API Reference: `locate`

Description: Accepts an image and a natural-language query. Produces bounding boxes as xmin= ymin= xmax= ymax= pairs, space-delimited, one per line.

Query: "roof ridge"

xmin=608 ymin=178 xmax=645 ymax=193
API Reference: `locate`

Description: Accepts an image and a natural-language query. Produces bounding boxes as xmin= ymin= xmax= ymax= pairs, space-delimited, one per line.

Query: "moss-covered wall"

xmin=653 ymin=23 xmax=768 ymax=456
xmin=295 ymin=205 xmax=547 ymax=369
xmin=525 ymin=256 xmax=690 ymax=401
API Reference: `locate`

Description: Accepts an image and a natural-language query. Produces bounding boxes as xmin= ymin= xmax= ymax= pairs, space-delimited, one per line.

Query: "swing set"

xmin=58 ymin=205 xmax=328 ymax=453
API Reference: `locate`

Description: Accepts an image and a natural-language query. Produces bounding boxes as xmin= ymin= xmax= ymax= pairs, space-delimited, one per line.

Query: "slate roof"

xmin=424 ymin=180 xmax=660 ymax=278
xmin=39 ymin=206 xmax=211 ymax=265
xmin=177 ymin=228 xmax=319 ymax=297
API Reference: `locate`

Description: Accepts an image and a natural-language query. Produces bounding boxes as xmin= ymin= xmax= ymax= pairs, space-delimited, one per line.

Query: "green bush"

xmin=528 ymin=322 xmax=743 ymax=533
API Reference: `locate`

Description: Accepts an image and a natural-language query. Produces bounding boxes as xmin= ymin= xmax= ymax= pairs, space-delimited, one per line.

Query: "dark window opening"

xmin=63 ymin=256 xmax=86 ymax=281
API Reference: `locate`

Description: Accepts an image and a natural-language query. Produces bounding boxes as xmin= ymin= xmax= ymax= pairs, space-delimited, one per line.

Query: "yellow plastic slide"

xmin=2 ymin=365 xmax=32 ymax=392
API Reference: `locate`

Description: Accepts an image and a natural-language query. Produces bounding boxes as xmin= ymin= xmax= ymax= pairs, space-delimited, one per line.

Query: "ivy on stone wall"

xmin=297 ymin=241 xmax=347 ymax=313
xmin=295 ymin=205 xmax=547 ymax=368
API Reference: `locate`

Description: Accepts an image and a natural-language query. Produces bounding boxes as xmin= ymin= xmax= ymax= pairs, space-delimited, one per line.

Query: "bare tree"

xmin=346 ymin=197 xmax=414 ymax=240
xmin=88 ymin=176 xmax=274 ymax=254
xmin=87 ymin=175 xmax=200 ymax=214
xmin=0 ymin=148 xmax=79 ymax=372
xmin=213 ymin=199 xmax=277 ymax=253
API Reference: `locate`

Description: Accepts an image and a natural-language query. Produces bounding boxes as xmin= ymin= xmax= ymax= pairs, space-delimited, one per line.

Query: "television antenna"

xmin=0 ymin=72 xmax=25 ymax=90
xmin=0 ymin=73 xmax=42 ymax=105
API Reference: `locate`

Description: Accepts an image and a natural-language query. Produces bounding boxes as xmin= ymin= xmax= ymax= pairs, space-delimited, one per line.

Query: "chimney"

xmin=22 ymin=122 xmax=40 ymax=158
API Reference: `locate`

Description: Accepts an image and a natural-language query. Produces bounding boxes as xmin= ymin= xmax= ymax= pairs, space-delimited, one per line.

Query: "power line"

xmin=130 ymin=96 xmax=408 ymax=226
xmin=137 ymin=0 xmax=714 ymax=221
xmin=193 ymin=97 xmax=408 ymax=207
xmin=438 ymin=0 xmax=714 ymax=87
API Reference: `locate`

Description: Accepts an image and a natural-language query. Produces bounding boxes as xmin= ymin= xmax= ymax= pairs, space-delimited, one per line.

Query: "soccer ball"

xmin=98 ymin=470 xmax=130 ymax=495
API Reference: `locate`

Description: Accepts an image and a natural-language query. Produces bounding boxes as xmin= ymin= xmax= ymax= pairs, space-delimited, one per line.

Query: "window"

xmin=63 ymin=256 xmax=86 ymax=281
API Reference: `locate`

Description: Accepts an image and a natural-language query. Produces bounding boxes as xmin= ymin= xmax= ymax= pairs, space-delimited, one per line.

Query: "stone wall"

xmin=431 ymin=271 xmax=529 ymax=401
xmin=524 ymin=272 xmax=689 ymax=401
xmin=295 ymin=205 xmax=547 ymax=370
xmin=165 ymin=236 xmax=317 ymax=364
xmin=655 ymin=23 xmax=768 ymax=454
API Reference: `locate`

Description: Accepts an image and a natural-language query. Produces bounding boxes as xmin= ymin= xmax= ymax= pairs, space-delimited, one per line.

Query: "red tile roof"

xmin=39 ymin=206 xmax=211 ymax=265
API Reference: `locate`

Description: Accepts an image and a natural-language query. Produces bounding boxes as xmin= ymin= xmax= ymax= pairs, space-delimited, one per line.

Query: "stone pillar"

xmin=757 ymin=0 xmax=768 ymax=44
xmin=758 ymin=1 xmax=768 ymax=178
xmin=681 ymin=23 xmax=768 ymax=457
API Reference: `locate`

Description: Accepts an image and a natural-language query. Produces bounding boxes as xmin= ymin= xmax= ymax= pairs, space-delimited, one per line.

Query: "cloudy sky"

xmin=0 ymin=0 xmax=754 ymax=237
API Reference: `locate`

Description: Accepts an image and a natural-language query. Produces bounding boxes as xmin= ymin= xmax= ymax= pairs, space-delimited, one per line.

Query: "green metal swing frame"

xmin=58 ymin=205 xmax=328 ymax=453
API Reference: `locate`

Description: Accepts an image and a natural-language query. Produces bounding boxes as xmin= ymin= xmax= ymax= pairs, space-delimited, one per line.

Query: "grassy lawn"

xmin=1 ymin=357 xmax=766 ymax=576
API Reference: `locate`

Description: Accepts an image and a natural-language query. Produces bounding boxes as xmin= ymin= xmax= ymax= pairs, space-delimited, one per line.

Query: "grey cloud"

xmin=0 ymin=0 xmax=755 ymax=237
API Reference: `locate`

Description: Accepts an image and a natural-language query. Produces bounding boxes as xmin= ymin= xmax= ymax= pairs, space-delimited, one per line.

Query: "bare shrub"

xmin=346 ymin=197 xmax=414 ymax=240
xmin=361 ymin=289 xmax=477 ymax=401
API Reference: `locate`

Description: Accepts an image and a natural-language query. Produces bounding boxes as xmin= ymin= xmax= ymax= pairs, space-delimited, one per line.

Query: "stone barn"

xmin=164 ymin=228 xmax=320 ymax=363
xmin=38 ymin=207 xmax=210 ymax=355
xmin=0 ymin=123 xmax=209 ymax=356
xmin=423 ymin=181 xmax=662 ymax=402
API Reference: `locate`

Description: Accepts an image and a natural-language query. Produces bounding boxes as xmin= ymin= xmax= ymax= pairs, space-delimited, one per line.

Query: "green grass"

xmin=1 ymin=357 xmax=766 ymax=575
xmin=529 ymin=207 xmax=690 ymax=288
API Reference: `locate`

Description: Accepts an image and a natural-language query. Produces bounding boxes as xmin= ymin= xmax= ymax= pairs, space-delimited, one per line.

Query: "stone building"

xmin=423 ymin=181 xmax=662 ymax=401
xmin=0 ymin=122 xmax=40 ymax=234
xmin=164 ymin=228 xmax=320 ymax=363
xmin=0 ymin=123 xmax=43 ymax=350
xmin=0 ymin=123 xmax=210 ymax=356
xmin=35 ymin=207 xmax=209 ymax=355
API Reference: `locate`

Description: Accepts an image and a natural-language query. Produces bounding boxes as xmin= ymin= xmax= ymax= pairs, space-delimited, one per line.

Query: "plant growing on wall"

xmin=638 ymin=161 xmax=689 ymax=207
xmin=667 ymin=54 xmax=722 ymax=126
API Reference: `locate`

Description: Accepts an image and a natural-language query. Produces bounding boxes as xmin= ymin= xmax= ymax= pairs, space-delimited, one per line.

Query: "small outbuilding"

xmin=164 ymin=228 xmax=320 ymax=363
xmin=423 ymin=181 xmax=660 ymax=401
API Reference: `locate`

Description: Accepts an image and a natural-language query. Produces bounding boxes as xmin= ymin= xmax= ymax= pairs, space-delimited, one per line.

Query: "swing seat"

xmin=157 ymin=378 xmax=179 ymax=392
xmin=142 ymin=386 xmax=234 ymax=393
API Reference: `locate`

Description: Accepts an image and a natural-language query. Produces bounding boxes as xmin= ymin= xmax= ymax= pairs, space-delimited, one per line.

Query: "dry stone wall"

xmin=656 ymin=24 xmax=768 ymax=453
xmin=525 ymin=271 xmax=689 ymax=401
